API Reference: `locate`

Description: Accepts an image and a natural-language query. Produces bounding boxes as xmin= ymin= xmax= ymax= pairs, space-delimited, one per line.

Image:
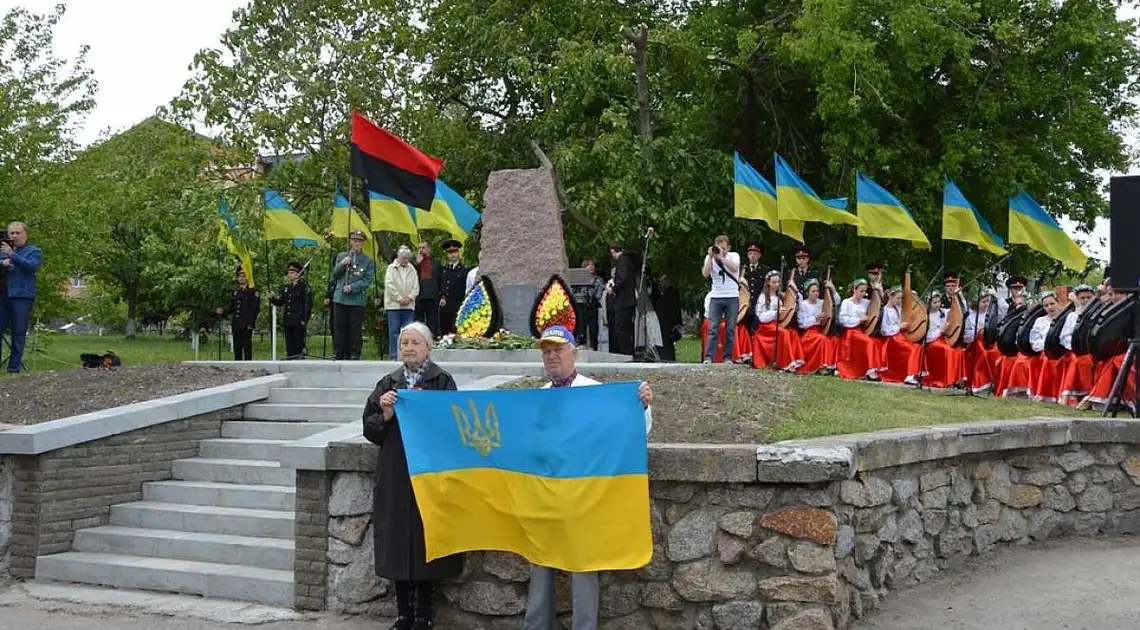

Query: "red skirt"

xmin=701 ymin=320 xmax=752 ymax=363
xmin=1001 ymin=353 xmax=1042 ymax=399
xmin=965 ymin=340 xmax=994 ymax=393
xmin=752 ymin=321 xmax=805 ymax=371
xmin=1059 ymin=353 xmax=1096 ymax=407
xmin=837 ymin=327 xmax=881 ymax=380
xmin=879 ymin=333 xmax=918 ymax=383
xmin=797 ymin=326 xmax=837 ymax=375
xmin=1086 ymin=354 xmax=1137 ymax=409
xmin=907 ymin=338 xmax=964 ymax=389
xmin=1034 ymin=354 xmax=1070 ymax=403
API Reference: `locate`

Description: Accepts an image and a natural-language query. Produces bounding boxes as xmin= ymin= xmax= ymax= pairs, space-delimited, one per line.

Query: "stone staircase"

xmin=34 ymin=369 xmax=487 ymax=607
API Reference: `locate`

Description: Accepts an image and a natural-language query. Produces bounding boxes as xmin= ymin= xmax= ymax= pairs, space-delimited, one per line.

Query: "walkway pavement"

xmin=854 ymin=536 xmax=1140 ymax=630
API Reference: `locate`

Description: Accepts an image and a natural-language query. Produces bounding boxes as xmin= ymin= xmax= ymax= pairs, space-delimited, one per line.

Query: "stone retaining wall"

xmin=0 ymin=455 xmax=11 ymax=575
xmin=6 ymin=410 xmax=234 ymax=578
xmin=299 ymin=420 xmax=1140 ymax=629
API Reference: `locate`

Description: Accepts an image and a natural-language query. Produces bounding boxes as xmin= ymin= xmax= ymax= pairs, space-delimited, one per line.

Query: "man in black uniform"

xmin=437 ymin=239 xmax=467 ymax=336
xmin=791 ymin=245 xmax=820 ymax=295
xmin=741 ymin=241 xmax=767 ymax=329
xmin=606 ymin=243 xmax=637 ymax=355
xmin=216 ymin=267 xmax=260 ymax=361
xmin=272 ymin=261 xmax=313 ymax=359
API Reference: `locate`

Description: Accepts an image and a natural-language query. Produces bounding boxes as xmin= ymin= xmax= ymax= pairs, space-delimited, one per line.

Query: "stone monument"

xmin=479 ymin=167 xmax=570 ymax=336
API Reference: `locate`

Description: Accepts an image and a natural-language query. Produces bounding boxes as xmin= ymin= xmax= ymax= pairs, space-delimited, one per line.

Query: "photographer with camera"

xmin=701 ymin=235 xmax=740 ymax=364
xmin=573 ymin=258 xmax=605 ymax=350
xmin=0 ymin=222 xmax=42 ymax=374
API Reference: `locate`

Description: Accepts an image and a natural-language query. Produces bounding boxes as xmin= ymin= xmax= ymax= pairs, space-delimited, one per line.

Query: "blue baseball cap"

xmin=538 ymin=326 xmax=577 ymax=348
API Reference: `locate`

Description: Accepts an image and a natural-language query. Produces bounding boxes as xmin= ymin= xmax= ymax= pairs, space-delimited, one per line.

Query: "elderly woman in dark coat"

xmin=362 ymin=321 xmax=464 ymax=630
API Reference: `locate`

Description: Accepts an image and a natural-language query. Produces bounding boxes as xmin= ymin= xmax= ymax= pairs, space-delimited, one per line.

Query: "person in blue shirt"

xmin=0 ymin=222 xmax=42 ymax=374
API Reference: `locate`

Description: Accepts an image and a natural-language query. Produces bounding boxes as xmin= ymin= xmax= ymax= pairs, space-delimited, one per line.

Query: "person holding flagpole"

xmin=332 ymin=230 xmax=375 ymax=360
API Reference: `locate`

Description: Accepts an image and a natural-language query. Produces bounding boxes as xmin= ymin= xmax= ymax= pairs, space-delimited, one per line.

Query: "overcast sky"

xmin=3 ymin=0 xmax=1134 ymax=264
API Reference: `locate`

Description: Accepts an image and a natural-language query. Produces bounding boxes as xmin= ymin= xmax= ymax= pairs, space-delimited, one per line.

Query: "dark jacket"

xmin=610 ymin=253 xmax=638 ymax=309
xmin=415 ymin=257 xmax=444 ymax=301
xmin=223 ymin=287 xmax=260 ymax=330
xmin=792 ymin=267 xmax=821 ymax=296
xmin=439 ymin=260 xmax=467 ymax=310
xmin=742 ymin=261 xmax=768 ymax=301
xmin=362 ymin=361 xmax=465 ymax=581
xmin=2 ymin=243 xmax=41 ymax=299
xmin=271 ymin=280 xmax=312 ymax=327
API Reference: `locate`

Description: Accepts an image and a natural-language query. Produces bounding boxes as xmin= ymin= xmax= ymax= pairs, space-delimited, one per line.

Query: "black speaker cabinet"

xmin=1110 ymin=176 xmax=1140 ymax=293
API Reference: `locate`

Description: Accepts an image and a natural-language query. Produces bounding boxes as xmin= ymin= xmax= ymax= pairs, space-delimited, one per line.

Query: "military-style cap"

xmin=349 ymin=230 xmax=367 ymax=240
xmin=745 ymin=240 xmax=763 ymax=253
xmin=794 ymin=245 xmax=812 ymax=257
xmin=866 ymin=262 xmax=883 ymax=272
xmin=286 ymin=261 xmax=303 ymax=272
xmin=441 ymin=238 xmax=462 ymax=251
xmin=1007 ymin=276 xmax=1028 ymax=288
xmin=943 ymin=270 xmax=960 ymax=281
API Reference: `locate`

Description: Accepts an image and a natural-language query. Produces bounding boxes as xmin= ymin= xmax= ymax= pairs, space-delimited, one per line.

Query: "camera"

xmin=709 ymin=245 xmax=721 ymax=256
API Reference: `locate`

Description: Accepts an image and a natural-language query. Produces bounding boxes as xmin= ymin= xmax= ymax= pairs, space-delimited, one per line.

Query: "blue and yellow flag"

xmin=942 ymin=179 xmax=1007 ymax=256
xmin=775 ymin=153 xmax=863 ymax=230
xmin=217 ymin=199 xmax=255 ymax=288
xmin=395 ymin=382 xmax=652 ymax=572
xmin=369 ymin=191 xmax=420 ymax=239
xmin=263 ymin=189 xmax=323 ymax=246
xmin=1008 ymin=191 xmax=1088 ymax=272
xmin=855 ymin=172 xmax=932 ymax=249
xmin=328 ymin=188 xmax=373 ymax=247
xmin=412 ymin=180 xmax=482 ymax=242
xmin=734 ymin=152 xmax=804 ymax=242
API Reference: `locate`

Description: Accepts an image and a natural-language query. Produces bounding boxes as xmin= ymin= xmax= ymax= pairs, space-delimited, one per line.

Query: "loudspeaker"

xmin=1110 ymin=176 xmax=1140 ymax=293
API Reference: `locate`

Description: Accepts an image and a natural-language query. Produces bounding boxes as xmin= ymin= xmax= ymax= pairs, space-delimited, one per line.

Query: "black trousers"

xmin=575 ymin=306 xmax=600 ymax=350
xmin=414 ymin=298 xmax=440 ymax=336
xmin=612 ymin=305 xmax=636 ymax=355
xmin=439 ymin=308 xmax=457 ymax=336
xmin=333 ymin=304 xmax=364 ymax=360
xmin=284 ymin=325 xmax=307 ymax=359
xmin=233 ymin=328 xmax=253 ymax=361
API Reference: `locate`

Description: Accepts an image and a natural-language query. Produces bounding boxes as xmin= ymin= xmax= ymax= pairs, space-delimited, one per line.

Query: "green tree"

xmin=0 ymin=3 xmax=97 ymax=315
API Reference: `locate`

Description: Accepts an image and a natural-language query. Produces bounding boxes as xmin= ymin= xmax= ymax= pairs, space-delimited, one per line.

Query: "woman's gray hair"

xmin=399 ymin=321 xmax=434 ymax=348
xmin=397 ymin=246 xmax=413 ymax=260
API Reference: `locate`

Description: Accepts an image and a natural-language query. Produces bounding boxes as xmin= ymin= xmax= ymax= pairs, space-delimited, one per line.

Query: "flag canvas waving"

xmin=395 ymin=382 xmax=652 ymax=572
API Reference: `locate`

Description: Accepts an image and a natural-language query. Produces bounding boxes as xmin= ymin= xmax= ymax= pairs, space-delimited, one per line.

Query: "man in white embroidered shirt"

xmin=522 ymin=325 xmax=653 ymax=630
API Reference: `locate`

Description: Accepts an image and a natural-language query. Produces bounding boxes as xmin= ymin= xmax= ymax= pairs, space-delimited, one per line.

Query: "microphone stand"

xmin=635 ymin=228 xmax=661 ymax=363
xmin=319 ymin=246 xmax=340 ymax=361
xmin=912 ymin=265 xmax=945 ymax=391
xmin=772 ymin=257 xmax=786 ymax=371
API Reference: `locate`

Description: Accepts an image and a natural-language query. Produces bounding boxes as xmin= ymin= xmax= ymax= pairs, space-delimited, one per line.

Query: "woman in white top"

xmin=962 ymin=294 xmax=996 ymax=394
xmin=879 ymin=286 xmax=920 ymax=384
xmin=794 ymin=278 xmax=838 ymax=375
xmin=836 ymin=278 xmax=881 ymax=380
xmin=1001 ymin=292 xmax=1061 ymax=399
xmin=909 ymin=292 xmax=966 ymax=389
xmin=1059 ymin=284 xmax=1098 ymax=405
xmin=750 ymin=270 xmax=804 ymax=371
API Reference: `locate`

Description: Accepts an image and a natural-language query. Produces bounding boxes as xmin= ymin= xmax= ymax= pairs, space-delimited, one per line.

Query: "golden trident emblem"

xmin=452 ymin=399 xmax=502 ymax=456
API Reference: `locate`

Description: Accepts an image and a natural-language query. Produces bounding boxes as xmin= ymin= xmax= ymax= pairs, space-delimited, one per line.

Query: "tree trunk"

xmin=125 ymin=283 xmax=137 ymax=339
xmin=622 ymin=24 xmax=651 ymax=161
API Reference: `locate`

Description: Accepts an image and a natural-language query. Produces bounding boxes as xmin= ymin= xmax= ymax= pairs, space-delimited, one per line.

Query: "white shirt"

xmin=963 ymin=309 xmax=985 ymax=345
xmin=796 ymin=290 xmax=838 ymax=329
xmin=755 ymin=293 xmax=780 ymax=323
xmin=542 ymin=373 xmax=652 ymax=436
xmin=1029 ymin=315 xmax=1052 ymax=353
xmin=705 ymin=252 xmax=741 ymax=298
xmin=838 ymin=297 xmax=868 ymax=329
xmin=703 ymin=291 xmax=713 ymax=319
xmin=881 ymin=304 xmax=902 ymax=336
xmin=465 ymin=266 xmax=479 ymax=295
xmin=1059 ymin=310 xmax=1079 ymax=350
xmin=926 ymin=309 xmax=947 ymax=343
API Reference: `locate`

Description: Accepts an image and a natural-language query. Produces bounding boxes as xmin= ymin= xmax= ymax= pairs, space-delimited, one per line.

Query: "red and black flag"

xmin=350 ymin=111 xmax=444 ymax=211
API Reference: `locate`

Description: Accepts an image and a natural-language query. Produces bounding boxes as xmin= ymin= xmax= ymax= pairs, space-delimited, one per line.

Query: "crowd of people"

xmin=696 ymin=235 xmax=1134 ymax=412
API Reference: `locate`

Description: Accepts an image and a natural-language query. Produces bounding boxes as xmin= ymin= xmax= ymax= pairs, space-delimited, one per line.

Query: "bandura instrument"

xmin=983 ymin=294 xmax=1001 ymax=347
xmin=997 ymin=304 xmax=1028 ymax=356
xmin=1015 ymin=303 xmax=1046 ymax=356
xmin=1072 ymin=297 xmax=1107 ymax=356
xmin=819 ymin=267 xmax=834 ymax=332
xmin=778 ymin=269 xmax=798 ymax=328
xmin=901 ymin=268 xmax=929 ymax=343
xmin=1089 ymin=294 xmax=1136 ymax=362
xmin=1044 ymin=302 xmax=1075 ymax=360
xmin=944 ymin=291 xmax=965 ymax=347
xmin=862 ymin=278 xmax=883 ymax=335
xmin=737 ymin=283 xmax=750 ymax=324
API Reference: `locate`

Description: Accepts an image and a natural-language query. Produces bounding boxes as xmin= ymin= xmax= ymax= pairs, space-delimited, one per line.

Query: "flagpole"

xmin=260 ymin=190 xmax=275 ymax=362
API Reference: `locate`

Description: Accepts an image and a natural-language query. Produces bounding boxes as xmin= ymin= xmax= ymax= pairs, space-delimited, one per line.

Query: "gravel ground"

xmin=0 ymin=365 xmax=267 ymax=426
xmin=500 ymin=366 xmax=805 ymax=444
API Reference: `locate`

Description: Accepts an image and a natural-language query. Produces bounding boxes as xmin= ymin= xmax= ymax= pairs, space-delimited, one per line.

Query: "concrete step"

xmin=172 ymin=458 xmax=294 ymax=487
xmin=198 ymin=438 xmax=286 ymax=462
xmin=143 ymin=480 xmax=294 ymax=512
xmin=73 ymin=526 xmax=294 ymax=571
xmin=267 ymin=387 xmax=372 ymax=405
xmin=243 ymin=403 xmax=360 ymax=423
xmin=109 ymin=502 xmax=294 ymax=539
xmin=36 ymin=551 xmax=293 ymax=607
xmin=221 ymin=420 xmax=340 ymax=440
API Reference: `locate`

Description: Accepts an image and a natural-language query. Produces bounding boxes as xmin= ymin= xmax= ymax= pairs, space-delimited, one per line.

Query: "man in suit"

xmin=606 ymin=243 xmax=637 ymax=355
xmin=437 ymin=239 xmax=467 ymax=336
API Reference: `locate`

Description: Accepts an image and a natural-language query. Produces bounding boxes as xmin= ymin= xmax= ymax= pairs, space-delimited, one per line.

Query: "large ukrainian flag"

xmin=395 ymin=382 xmax=652 ymax=572
xmin=328 ymin=188 xmax=373 ymax=247
xmin=263 ymin=189 xmax=323 ymax=246
xmin=734 ymin=152 xmax=804 ymax=242
xmin=412 ymin=180 xmax=482 ymax=242
xmin=1008 ymin=190 xmax=1088 ymax=272
xmin=369 ymin=190 xmax=420 ymax=239
xmin=942 ymin=179 xmax=1007 ymax=256
xmin=217 ymin=199 xmax=255 ymax=288
xmin=855 ymin=172 xmax=932 ymax=249
xmin=774 ymin=153 xmax=863 ymax=230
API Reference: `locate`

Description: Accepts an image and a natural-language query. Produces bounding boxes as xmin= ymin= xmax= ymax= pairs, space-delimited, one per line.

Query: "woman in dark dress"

xmin=362 ymin=321 xmax=464 ymax=630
